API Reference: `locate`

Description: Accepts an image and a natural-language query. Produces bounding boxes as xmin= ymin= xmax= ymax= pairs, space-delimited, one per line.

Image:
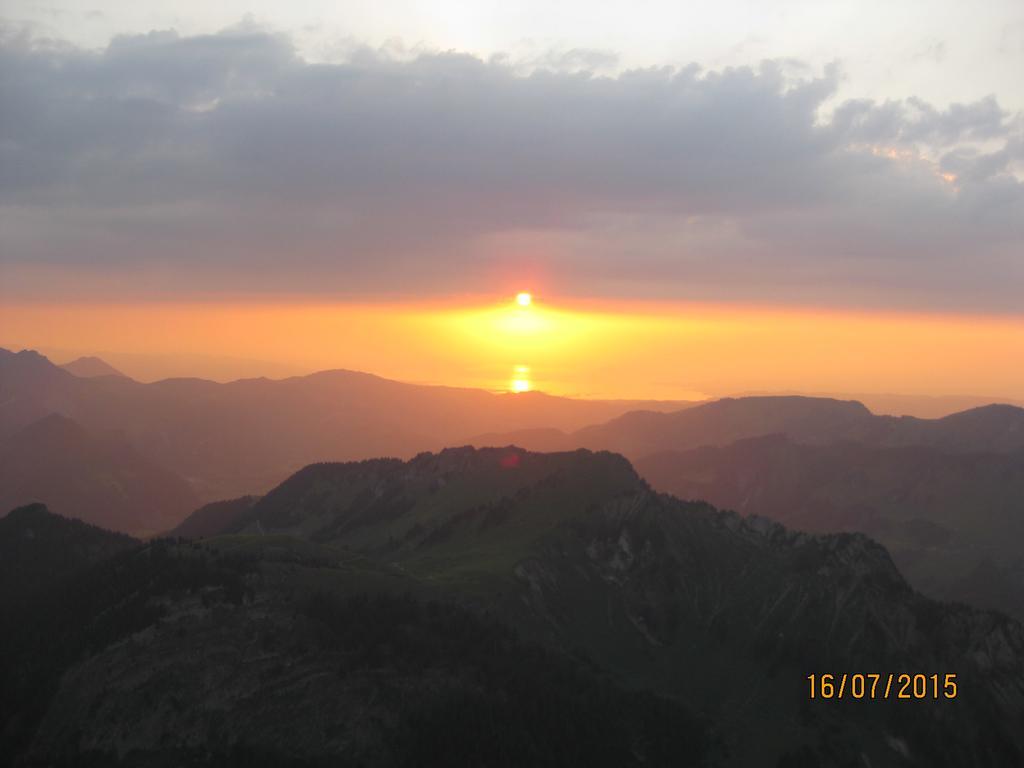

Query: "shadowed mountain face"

xmin=635 ymin=436 xmax=1024 ymax=619
xmin=0 ymin=414 xmax=200 ymax=536
xmin=140 ymin=448 xmax=1024 ymax=766
xmin=0 ymin=348 xmax=695 ymax=501
xmin=60 ymin=356 xmax=126 ymax=379
xmin=475 ymin=395 xmax=1024 ymax=458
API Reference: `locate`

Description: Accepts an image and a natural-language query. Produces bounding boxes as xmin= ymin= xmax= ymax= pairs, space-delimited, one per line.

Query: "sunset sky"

xmin=2 ymin=2 xmax=1022 ymax=399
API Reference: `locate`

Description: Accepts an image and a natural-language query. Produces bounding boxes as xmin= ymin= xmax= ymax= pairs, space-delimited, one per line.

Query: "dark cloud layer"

xmin=1 ymin=24 xmax=1022 ymax=310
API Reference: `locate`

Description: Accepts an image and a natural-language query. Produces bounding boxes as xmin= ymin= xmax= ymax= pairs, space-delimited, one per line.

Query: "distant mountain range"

xmin=4 ymin=451 xmax=1022 ymax=767
xmin=729 ymin=391 xmax=1024 ymax=419
xmin=59 ymin=356 xmax=126 ymax=379
xmin=0 ymin=347 xmax=695 ymax=507
xmin=476 ymin=395 xmax=1024 ymax=457
xmin=6 ymin=345 xmax=1024 ymax=567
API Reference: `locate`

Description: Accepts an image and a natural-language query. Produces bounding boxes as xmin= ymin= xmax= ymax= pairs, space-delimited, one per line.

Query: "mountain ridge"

xmin=162 ymin=446 xmax=1024 ymax=766
xmin=6 ymin=450 xmax=1024 ymax=765
xmin=473 ymin=394 xmax=1024 ymax=458
xmin=59 ymin=356 xmax=126 ymax=379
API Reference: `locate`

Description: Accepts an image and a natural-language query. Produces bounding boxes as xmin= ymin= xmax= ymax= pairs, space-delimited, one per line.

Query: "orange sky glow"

xmin=3 ymin=296 xmax=1023 ymax=402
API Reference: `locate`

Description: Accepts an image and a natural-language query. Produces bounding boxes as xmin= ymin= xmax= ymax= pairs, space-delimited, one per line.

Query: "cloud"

xmin=0 ymin=23 xmax=1022 ymax=310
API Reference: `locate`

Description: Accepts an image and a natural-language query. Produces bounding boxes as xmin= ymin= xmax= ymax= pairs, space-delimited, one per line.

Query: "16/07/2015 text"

xmin=807 ymin=673 xmax=957 ymax=700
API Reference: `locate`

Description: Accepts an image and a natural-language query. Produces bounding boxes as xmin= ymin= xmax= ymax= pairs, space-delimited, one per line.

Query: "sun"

xmin=516 ymin=292 xmax=532 ymax=307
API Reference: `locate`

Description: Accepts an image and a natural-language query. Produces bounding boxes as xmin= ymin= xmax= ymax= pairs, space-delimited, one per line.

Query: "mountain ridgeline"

xmin=6 ymin=346 xmax=1024 ymax=539
xmin=0 ymin=347 xmax=695 ymax=516
xmin=5 ymin=345 xmax=1024 ymax=635
xmin=0 ymin=503 xmax=137 ymax=606
xmin=477 ymin=395 xmax=1024 ymax=457
xmin=6 ymin=449 xmax=1023 ymax=767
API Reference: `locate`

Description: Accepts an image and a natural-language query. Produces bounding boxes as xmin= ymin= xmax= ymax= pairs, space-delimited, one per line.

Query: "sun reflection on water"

xmin=510 ymin=364 xmax=531 ymax=393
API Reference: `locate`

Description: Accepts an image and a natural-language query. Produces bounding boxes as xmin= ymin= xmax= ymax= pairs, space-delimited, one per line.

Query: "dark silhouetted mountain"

xmin=180 ymin=447 xmax=1024 ymax=766
xmin=169 ymin=496 xmax=257 ymax=539
xmin=3 ymin=449 xmax=1024 ymax=765
xmin=0 ymin=347 xmax=696 ymax=500
xmin=60 ymin=356 xmax=126 ymax=379
xmin=0 ymin=498 xmax=716 ymax=767
xmin=636 ymin=435 xmax=1024 ymax=618
xmin=476 ymin=395 xmax=1024 ymax=459
xmin=0 ymin=413 xmax=199 ymax=535
xmin=0 ymin=503 xmax=136 ymax=605
xmin=0 ymin=505 xmax=141 ymax=758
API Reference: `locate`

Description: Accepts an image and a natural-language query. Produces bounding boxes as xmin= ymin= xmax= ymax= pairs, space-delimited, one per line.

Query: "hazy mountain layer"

xmin=0 ymin=347 xmax=694 ymax=501
xmin=475 ymin=395 xmax=1024 ymax=458
xmin=729 ymin=391 xmax=1024 ymax=419
xmin=59 ymin=356 xmax=126 ymax=379
xmin=637 ymin=436 xmax=1024 ymax=619
xmin=0 ymin=414 xmax=199 ymax=536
